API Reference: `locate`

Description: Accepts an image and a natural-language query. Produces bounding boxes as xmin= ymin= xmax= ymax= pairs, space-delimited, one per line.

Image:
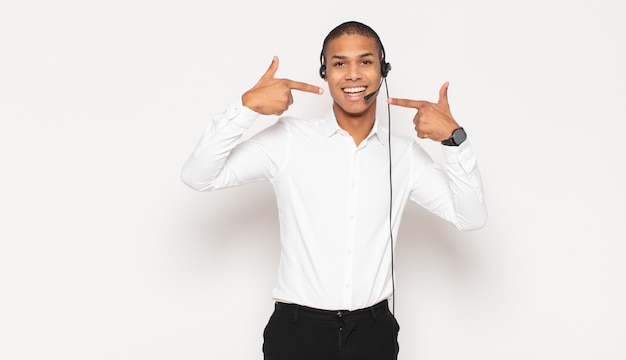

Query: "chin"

xmin=334 ymin=101 xmax=371 ymax=116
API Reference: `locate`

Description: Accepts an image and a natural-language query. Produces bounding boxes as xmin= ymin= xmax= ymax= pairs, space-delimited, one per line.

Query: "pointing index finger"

xmin=387 ymin=98 xmax=429 ymax=109
xmin=285 ymin=79 xmax=324 ymax=94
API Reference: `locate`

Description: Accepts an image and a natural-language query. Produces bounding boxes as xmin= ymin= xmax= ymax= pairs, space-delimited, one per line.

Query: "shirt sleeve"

xmin=408 ymin=140 xmax=487 ymax=231
xmin=180 ymin=100 xmax=285 ymax=191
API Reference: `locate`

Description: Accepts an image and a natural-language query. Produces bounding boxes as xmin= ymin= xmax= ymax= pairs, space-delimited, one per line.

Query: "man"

xmin=181 ymin=21 xmax=486 ymax=360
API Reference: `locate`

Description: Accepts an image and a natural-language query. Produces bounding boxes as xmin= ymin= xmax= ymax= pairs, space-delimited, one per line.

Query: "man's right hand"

xmin=242 ymin=56 xmax=323 ymax=116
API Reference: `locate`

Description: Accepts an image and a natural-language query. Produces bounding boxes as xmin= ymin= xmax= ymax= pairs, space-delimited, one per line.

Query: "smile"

xmin=342 ymin=86 xmax=366 ymax=94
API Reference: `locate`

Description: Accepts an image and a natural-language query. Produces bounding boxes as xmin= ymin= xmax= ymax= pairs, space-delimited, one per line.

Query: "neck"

xmin=333 ymin=102 xmax=377 ymax=146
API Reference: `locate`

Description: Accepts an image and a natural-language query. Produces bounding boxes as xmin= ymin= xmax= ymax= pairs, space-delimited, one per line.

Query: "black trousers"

xmin=263 ymin=300 xmax=399 ymax=360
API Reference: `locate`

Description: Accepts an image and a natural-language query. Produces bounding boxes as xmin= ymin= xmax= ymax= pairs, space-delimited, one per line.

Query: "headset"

xmin=319 ymin=23 xmax=397 ymax=359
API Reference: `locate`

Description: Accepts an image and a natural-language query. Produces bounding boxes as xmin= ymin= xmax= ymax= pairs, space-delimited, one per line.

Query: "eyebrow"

xmin=330 ymin=52 xmax=376 ymax=61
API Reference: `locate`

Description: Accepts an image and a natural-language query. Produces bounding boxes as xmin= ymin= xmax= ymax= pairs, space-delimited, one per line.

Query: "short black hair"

xmin=320 ymin=21 xmax=385 ymax=64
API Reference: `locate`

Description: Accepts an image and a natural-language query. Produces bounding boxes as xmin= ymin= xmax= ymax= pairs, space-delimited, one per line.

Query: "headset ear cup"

xmin=381 ymin=61 xmax=391 ymax=78
xmin=319 ymin=65 xmax=326 ymax=79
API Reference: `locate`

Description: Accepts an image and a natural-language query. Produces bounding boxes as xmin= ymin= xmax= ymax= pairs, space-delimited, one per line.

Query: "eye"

xmin=361 ymin=59 xmax=374 ymax=65
xmin=332 ymin=61 xmax=344 ymax=67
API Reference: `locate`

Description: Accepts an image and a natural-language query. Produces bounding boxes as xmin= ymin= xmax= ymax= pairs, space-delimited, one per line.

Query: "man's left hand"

xmin=387 ymin=82 xmax=460 ymax=141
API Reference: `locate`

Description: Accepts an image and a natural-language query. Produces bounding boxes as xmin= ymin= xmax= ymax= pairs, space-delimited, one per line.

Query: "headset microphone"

xmin=364 ymin=81 xmax=383 ymax=101
xmin=364 ymin=62 xmax=391 ymax=101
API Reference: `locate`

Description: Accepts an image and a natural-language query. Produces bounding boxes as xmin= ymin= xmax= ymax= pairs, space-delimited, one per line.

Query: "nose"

xmin=345 ymin=63 xmax=361 ymax=81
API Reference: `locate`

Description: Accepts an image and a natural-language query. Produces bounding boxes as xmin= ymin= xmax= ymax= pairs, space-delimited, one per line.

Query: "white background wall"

xmin=1 ymin=0 xmax=625 ymax=359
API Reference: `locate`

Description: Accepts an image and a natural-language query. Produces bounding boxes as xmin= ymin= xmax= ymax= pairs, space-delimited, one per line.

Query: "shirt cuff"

xmin=225 ymin=99 xmax=260 ymax=129
xmin=441 ymin=140 xmax=478 ymax=173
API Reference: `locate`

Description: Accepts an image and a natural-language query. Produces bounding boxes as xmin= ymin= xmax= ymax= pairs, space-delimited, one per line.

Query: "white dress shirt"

xmin=181 ymin=100 xmax=487 ymax=311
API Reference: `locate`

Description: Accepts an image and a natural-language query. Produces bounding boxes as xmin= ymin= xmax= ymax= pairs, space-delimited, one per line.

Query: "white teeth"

xmin=343 ymin=87 xmax=366 ymax=93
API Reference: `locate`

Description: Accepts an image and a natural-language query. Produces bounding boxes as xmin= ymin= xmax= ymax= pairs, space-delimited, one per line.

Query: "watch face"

xmin=452 ymin=128 xmax=467 ymax=145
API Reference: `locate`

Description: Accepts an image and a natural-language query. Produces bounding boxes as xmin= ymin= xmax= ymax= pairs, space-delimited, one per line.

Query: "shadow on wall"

xmin=179 ymin=181 xmax=281 ymax=269
xmin=395 ymin=203 xmax=484 ymax=290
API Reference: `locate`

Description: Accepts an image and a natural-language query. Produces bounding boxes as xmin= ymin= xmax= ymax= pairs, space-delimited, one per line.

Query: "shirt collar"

xmin=323 ymin=110 xmax=387 ymax=146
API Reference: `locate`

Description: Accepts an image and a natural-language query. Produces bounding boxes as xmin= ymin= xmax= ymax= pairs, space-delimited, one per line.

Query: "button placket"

xmin=342 ymin=149 xmax=360 ymax=308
